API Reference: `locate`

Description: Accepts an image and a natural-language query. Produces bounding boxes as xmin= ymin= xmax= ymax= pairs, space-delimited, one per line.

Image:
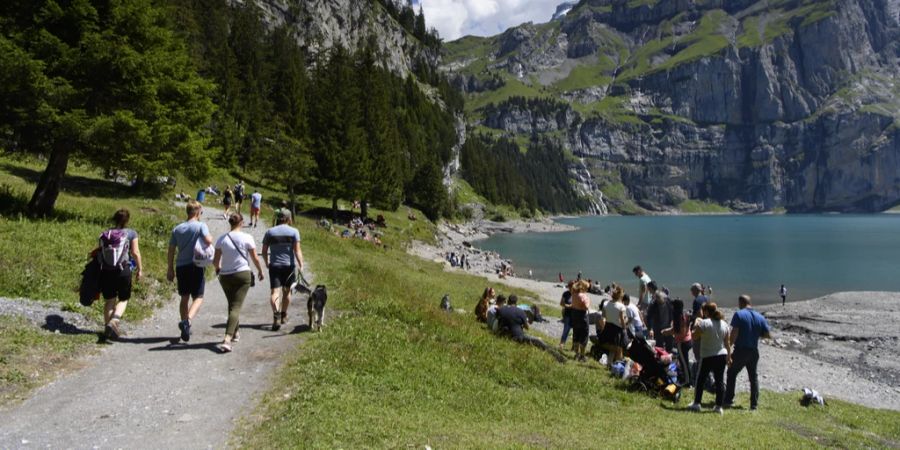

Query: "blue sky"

xmin=419 ymin=0 xmax=564 ymax=41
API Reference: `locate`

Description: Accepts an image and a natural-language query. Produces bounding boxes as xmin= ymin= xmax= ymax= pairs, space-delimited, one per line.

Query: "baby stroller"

xmin=625 ymin=337 xmax=682 ymax=403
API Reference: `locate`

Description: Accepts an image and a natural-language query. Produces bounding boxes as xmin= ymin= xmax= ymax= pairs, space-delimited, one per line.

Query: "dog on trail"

xmin=307 ymin=285 xmax=328 ymax=332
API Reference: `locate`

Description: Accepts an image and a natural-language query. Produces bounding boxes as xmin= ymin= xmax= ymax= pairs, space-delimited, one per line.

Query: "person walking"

xmin=569 ymin=280 xmax=592 ymax=362
xmin=662 ymin=299 xmax=693 ymax=386
xmin=213 ymin=213 xmax=264 ymax=353
xmin=633 ymin=265 xmax=652 ymax=314
xmin=249 ymin=189 xmax=262 ymax=228
xmin=166 ymin=200 xmax=213 ymax=342
xmin=233 ymin=180 xmax=245 ymax=214
xmin=780 ymin=284 xmax=787 ymax=306
xmin=725 ymin=295 xmax=772 ymax=410
xmin=222 ymin=187 xmax=234 ymax=219
xmin=688 ymin=302 xmax=732 ymax=415
xmin=95 ymin=209 xmax=143 ymax=340
xmin=262 ymin=209 xmax=303 ymax=331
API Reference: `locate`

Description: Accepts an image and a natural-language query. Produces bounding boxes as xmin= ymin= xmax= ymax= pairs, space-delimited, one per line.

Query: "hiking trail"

xmin=0 ymin=206 xmax=314 ymax=449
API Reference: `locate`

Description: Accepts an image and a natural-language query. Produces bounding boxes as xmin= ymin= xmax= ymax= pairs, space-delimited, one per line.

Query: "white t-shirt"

xmin=626 ymin=304 xmax=644 ymax=329
xmin=697 ymin=318 xmax=730 ymax=359
xmin=639 ymin=273 xmax=652 ymax=307
xmin=250 ymin=192 xmax=262 ymax=209
xmin=603 ymin=301 xmax=626 ymax=328
xmin=215 ymin=231 xmax=256 ymax=275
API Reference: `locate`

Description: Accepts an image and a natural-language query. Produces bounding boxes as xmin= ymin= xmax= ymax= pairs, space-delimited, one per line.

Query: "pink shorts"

xmin=250 ymin=207 xmax=260 ymax=215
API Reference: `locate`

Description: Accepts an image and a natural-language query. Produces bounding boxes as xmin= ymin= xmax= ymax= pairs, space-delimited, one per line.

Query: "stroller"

xmin=625 ymin=337 xmax=682 ymax=403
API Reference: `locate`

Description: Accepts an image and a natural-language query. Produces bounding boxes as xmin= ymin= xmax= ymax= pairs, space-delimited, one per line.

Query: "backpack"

xmin=234 ymin=184 xmax=244 ymax=199
xmin=98 ymin=229 xmax=130 ymax=271
xmin=193 ymin=234 xmax=214 ymax=267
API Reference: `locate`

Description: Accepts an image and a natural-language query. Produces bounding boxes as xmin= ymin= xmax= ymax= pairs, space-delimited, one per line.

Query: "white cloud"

xmin=420 ymin=0 xmax=563 ymax=41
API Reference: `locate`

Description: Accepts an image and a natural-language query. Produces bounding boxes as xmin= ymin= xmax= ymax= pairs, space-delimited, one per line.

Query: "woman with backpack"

xmin=213 ymin=213 xmax=264 ymax=353
xmin=662 ymin=299 xmax=693 ymax=387
xmin=688 ymin=302 xmax=732 ymax=415
xmin=222 ymin=187 xmax=234 ymax=219
xmin=95 ymin=209 xmax=143 ymax=340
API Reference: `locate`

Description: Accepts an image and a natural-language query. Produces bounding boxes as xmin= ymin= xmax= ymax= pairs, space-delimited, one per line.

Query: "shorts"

xmin=250 ymin=206 xmax=260 ymax=215
xmin=570 ymin=309 xmax=589 ymax=345
xmin=269 ymin=266 xmax=296 ymax=290
xmin=99 ymin=267 xmax=133 ymax=301
xmin=599 ymin=322 xmax=626 ymax=348
xmin=176 ymin=264 xmax=206 ymax=298
xmin=223 ymin=199 xmax=232 ymax=206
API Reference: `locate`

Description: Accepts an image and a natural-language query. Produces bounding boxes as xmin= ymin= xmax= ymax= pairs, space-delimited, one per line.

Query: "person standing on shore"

xmin=689 ymin=283 xmax=710 ymax=385
xmin=262 ymin=209 xmax=303 ymax=331
xmin=213 ymin=213 xmax=265 ymax=353
xmin=633 ymin=266 xmax=652 ymax=314
xmin=569 ymin=280 xmax=592 ymax=361
xmin=95 ymin=209 xmax=143 ymax=340
xmin=558 ymin=281 xmax=574 ymax=351
xmin=166 ymin=200 xmax=212 ymax=342
xmin=724 ymin=295 xmax=771 ymax=410
xmin=599 ymin=286 xmax=627 ymax=366
xmin=623 ymin=294 xmax=646 ymax=340
xmin=249 ymin=189 xmax=262 ymax=228
xmin=662 ymin=299 xmax=693 ymax=386
xmin=688 ymin=302 xmax=732 ymax=415
xmin=780 ymin=284 xmax=787 ymax=306
xmin=646 ymin=281 xmax=674 ymax=352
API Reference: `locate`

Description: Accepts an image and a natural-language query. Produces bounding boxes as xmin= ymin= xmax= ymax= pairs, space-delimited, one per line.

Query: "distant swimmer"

xmin=780 ymin=284 xmax=787 ymax=306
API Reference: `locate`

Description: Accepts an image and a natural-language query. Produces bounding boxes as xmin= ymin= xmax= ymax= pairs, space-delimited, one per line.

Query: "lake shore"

xmin=409 ymin=222 xmax=900 ymax=411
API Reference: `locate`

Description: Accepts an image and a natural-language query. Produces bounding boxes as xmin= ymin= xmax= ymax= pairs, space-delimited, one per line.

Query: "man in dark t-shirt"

xmin=496 ymin=295 xmax=566 ymax=362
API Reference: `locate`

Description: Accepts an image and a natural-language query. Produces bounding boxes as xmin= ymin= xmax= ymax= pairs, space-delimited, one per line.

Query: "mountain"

xmin=552 ymin=1 xmax=579 ymax=21
xmin=444 ymin=0 xmax=900 ymax=214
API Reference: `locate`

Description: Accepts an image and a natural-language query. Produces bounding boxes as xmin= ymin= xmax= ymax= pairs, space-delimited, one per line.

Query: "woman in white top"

xmin=213 ymin=213 xmax=264 ymax=353
xmin=688 ymin=302 xmax=732 ymax=414
xmin=598 ymin=286 xmax=627 ymax=366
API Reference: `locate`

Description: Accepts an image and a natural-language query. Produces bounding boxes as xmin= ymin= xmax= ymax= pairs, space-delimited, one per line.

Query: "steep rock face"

xmin=240 ymin=0 xmax=436 ymax=76
xmin=445 ymin=0 xmax=900 ymax=213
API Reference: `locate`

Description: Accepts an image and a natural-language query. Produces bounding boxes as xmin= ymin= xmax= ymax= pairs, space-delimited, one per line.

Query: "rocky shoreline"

xmin=409 ymin=220 xmax=900 ymax=411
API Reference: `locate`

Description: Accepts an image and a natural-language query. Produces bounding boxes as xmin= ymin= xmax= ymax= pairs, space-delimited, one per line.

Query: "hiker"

xmin=633 ymin=265 xmax=652 ymax=313
xmin=496 ymin=295 xmax=566 ymax=362
xmin=213 ymin=213 xmax=264 ymax=353
xmin=166 ymin=200 xmax=213 ymax=342
xmin=262 ymin=209 xmax=303 ymax=331
xmin=475 ymin=287 xmax=495 ymax=323
xmin=94 ymin=208 xmax=143 ymax=340
xmin=234 ymin=180 xmax=245 ymax=213
xmin=569 ymin=280 xmax=591 ymax=361
xmin=780 ymin=284 xmax=787 ymax=306
xmin=222 ymin=187 xmax=234 ymax=218
xmin=725 ymin=295 xmax=772 ymax=410
xmin=662 ymin=299 xmax=693 ymax=386
xmin=688 ymin=302 xmax=732 ymax=415
xmin=598 ymin=285 xmax=627 ymax=366
xmin=249 ymin=189 xmax=262 ymax=228
xmin=623 ymin=294 xmax=646 ymax=340
xmin=646 ymin=281 xmax=674 ymax=351
xmin=487 ymin=294 xmax=506 ymax=331
xmin=689 ymin=282 xmax=709 ymax=369
xmin=558 ymin=281 xmax=574 ymax=351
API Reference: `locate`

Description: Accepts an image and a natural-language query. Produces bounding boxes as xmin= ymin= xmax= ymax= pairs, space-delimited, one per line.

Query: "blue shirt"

xmin=691 ymin=294 xmax=709 ymax=321
xmin=730 ymin=308 xmax=770 ymax=349
xmin=169 ymin=221 xmax=210 ymax=267
xmin=262 ymin=224 xmax=301 ymax=267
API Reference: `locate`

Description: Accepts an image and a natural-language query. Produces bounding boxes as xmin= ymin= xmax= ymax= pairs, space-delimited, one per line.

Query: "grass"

xmin=0 ymin=315 xmax=99 ymax=405
xmin=234 ymin=204 xmax=900 ymax=448
xmin=678 ymin=199 xmax=732 ymax=214
xmin=551 ymin=56 xmax=616 ymax=93
xmin=465 ymin=77 xmax=543 ymax=113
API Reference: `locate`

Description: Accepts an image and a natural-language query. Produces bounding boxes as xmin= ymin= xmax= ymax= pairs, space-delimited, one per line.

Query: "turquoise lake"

xmin=475 ymin=215 xmax=900 ymax=305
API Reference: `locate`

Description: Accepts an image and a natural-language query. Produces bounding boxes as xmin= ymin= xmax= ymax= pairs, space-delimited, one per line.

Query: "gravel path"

xmin=0 ymin=298 xmax=95 ymax=333
xmin=0 ymin=207 xmax=315 ymax=449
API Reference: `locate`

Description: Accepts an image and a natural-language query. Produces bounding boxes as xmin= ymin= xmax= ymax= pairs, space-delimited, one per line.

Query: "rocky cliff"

xmin=444 ymin=0 xmax=900 ymax=213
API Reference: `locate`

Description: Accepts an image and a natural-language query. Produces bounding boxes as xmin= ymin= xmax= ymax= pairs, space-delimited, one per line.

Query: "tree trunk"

xmin=28 ymin=145 xmax=71 ymax=217
xmin=331 ymin=197 xmax=338 ymax=223
xmin=361 ymin=199 xmax=369 ymax=219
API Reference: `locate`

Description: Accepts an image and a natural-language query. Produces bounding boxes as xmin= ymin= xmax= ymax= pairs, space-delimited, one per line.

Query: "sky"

xmin=418 ymin=0 xmax=565 ymax=41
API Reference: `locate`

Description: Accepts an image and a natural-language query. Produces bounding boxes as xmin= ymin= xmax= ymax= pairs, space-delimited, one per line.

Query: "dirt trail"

xmin=0 ymin=207 xmax=313 ymax=449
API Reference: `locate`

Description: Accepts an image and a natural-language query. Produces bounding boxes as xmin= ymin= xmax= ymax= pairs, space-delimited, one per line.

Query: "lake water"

xmin=476 ymin=215 xmax=900 ymax=305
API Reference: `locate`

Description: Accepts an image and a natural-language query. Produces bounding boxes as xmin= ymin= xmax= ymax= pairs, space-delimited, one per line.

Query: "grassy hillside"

xmin=233 ymin=204 xmax=900 ymax=447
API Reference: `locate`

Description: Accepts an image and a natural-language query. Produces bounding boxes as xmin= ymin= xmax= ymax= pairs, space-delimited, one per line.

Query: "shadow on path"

xmin=147 ymin=341 xmax=220 ymax=353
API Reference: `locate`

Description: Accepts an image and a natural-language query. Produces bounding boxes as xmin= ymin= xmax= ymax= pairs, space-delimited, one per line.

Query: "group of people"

xmin=474 ymin=287 xmax=564 ymax=362
xmin=446 ymin=252 xmax=469 ymax=270
xmin=93 ymin=199 xmax=304 ymax=354
xmin=562 ymin=265 xmax=773 ymax=414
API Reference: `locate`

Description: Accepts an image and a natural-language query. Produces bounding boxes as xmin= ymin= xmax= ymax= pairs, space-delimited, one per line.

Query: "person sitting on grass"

xmin=487 ymin=295 xmax=507 ymax=332
xmin=474 ymin=287 xmax=495 ymax=323
xmin=496 ymin=295 xmax=566 ymax=363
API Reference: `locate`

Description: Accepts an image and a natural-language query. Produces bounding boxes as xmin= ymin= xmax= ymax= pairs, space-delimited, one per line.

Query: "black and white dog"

xmin=307 ymin=285 xmax=328 ymax=332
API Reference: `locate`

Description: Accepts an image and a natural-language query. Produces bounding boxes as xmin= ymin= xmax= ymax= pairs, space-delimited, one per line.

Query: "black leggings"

xmin=677 ymin=341 xmax=693 ymax=386
xmin=694 ymin=354 xmax=726 ymax=407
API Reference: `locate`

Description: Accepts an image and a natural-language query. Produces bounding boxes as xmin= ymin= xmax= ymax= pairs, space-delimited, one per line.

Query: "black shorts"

xmin=570 ymin=309 xmax=589 ymax=345
xmin=599 ymin=322 xmax=626 ymax=348
xmin=269 ymin=266 xmax=296 ymax=290
xmin=99 ymin=267 xmax=133 ymax=301
xmin=176 ymin=265 xmax=206 ymax=298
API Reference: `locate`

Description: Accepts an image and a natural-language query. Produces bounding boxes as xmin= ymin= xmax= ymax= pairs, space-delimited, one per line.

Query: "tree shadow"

xmin=300 ymin=206 xmax=360 ymax=223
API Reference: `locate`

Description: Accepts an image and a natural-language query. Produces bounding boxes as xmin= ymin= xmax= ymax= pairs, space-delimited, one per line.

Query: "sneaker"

xmin=179 ymin=319 xmax=191 ymax=342
xmin=232 ymin=331 xmax=240 ymax=343
xmin=687 ymin=403 xmax=701 ymax=412
xmin=108 ymin=319 xmax=122 ymax=339
xmin=714 ymin=406 xmax=724 ymax=415
xmin=280 ymin=311 xmax=288 ymax=325
xmin=104 ymin=324 xmax=117 ymax=340
xmin=217 ymin=342 xmax=232 ymax=353
xmin=272 ymin=314 xmax=281 ymax=331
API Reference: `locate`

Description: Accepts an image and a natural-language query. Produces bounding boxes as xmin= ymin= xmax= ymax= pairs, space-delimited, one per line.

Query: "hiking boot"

xmin=179 ymin=319 xmax=190 ymax=342
xmin=108 ymin=319 xmax=122 ymax=339
xmin=272 ymin=314 xmax=281 ymax=331
xmin=280 ymin=311 xmax=288 ymax=325
xmin=687 ymin=403 xmax=701 ymax=412
xmin=104 ymin=324 xmax=117 ymax=341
